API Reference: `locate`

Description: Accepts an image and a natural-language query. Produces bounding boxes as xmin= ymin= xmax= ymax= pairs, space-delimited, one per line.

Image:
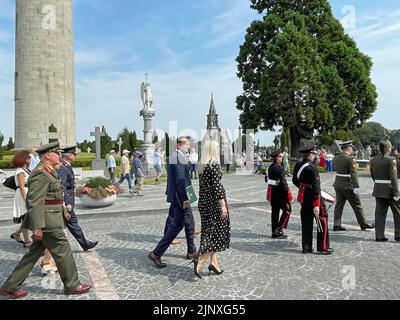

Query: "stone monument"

xmin=139 ymin=75 xmax=156 ymax=176
xmin=91 ymin=126 xmax=106 ymax=170
xmin=15 ymin=0 xmax=76 ymax=148
xmin=117 ymin=137 xmax=123 ymax=156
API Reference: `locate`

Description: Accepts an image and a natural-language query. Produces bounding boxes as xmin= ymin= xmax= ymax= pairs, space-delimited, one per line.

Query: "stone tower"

xmin=207 ymin=94 xmax=220 ymax=132
xmin=15 ymin=0 xmax=76 ymax=148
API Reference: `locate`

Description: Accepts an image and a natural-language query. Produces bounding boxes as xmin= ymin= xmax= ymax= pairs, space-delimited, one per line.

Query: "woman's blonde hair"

xmin=199 ymin=139 xmax=220 ymax=174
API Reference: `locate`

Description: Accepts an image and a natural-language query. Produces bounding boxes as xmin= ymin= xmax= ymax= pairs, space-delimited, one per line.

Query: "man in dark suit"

xmin=57 ymin=146 xmax=98 ymax=252
xmin=149 ymin=137 xmax=196 ymax=268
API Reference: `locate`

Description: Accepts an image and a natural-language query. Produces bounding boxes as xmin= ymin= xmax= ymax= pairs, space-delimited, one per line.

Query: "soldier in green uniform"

xmin=332 ymin=141 xmax=374 ymax=231
xmin=370 ymin=140 xmax=400 ymax=242
xmin=0 ymin=142 xmax=91 ymax=299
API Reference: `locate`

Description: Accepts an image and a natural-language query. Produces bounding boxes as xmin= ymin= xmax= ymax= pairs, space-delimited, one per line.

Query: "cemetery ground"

xmin=1 ymin=172 xmax=400 ymax=300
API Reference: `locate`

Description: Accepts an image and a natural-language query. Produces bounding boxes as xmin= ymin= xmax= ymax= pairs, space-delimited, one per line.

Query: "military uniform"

xmin=57 ymin=146 xmax=97 ymax=251
xmin=0 ymin=143 xmax=91 ymax=298
xmin=370 ymin=141 xmax=400 ymax=241
xmin=293 ymin=145 xmax=333 ymax=254
xmin=266 ymin=150 xmax=292 ymax=238
xmin=332 ymin=141 xmax=373 ymax=231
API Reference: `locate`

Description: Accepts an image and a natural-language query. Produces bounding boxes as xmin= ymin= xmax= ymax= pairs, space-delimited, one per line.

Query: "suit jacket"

xmin=166 ymin=150 xmax=192 ymax=205
xmin=57 ymin=159 xmax=76 ymax=206
xmin=293 ymin=159 xmax=321 ymax=207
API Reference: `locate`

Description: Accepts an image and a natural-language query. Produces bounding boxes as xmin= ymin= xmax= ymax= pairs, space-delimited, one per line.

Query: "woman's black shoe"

xmin=189 ymin=257 xmax=202 ymax=279
xmin=208 ymin=264 xmax=224 ymax=276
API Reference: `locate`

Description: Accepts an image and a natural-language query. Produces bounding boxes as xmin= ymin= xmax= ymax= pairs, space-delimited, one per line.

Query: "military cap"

xmin=270 ymin=150 xmax=283 ymax=158
xmin=37 ymin=142 xmax=61 ymax=155
xmin=379 ymin=140 xmax=392 ymax=148
xmin=60 ymin=145 xmax=77 ymax=154
xmin=299 ymin=145 xmax=318 ymax=154
xmin=340 ymin=141 xmax=354 ymax=149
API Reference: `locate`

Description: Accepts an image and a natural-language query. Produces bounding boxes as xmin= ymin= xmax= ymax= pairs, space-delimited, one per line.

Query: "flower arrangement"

xmin=76 ymin=177 xmax=123 ymax=200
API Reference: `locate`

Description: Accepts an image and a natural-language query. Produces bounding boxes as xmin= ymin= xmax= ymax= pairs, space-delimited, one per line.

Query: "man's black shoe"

xmin=83 ymin=241 xmax=98 ymax=252
xmin=361 ymin=223 xmax=375 ymax=231
xmin=333 ymin=226 xmax=346 ymax=231
xmin=376 ymin=237 xmax=389 ymax=242
xmin=272 ymin=233 xmax=288 ymax=239
xmin=302 ymin=249 xmax=314 ymax=254
xmin=148 ymin=252 xmax=167 ymax=268
xmin=317 ymin=248 xmax=334 ymax=255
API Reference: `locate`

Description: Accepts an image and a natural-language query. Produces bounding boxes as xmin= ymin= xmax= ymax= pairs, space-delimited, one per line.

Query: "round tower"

xmin=15 ymin=0 xmax=76 ymax=148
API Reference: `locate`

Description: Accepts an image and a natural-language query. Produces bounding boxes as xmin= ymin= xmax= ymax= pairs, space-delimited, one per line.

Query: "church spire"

xmin=207 ymin=93 xmax=220 ymax=131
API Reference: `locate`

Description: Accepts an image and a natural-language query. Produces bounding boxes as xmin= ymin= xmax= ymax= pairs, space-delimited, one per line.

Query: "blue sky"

xmin=1 ymin=0 xmax=400 ymax=146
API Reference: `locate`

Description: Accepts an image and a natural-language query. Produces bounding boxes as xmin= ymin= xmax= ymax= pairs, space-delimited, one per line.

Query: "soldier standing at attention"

xmin=370 ymin=140 xmax=400 ymax=242
xmin=0 ymin=142 xmax=91 ymax=299
xmin=265 ymin=150 xmax=292 ymax=239
xmin=57 ymin=146 xmax=98 ymax=251
xmin=293 ymin=145 xmax=334 ymax=255
xmin=332 ymin=141 xmax=374 ymax=231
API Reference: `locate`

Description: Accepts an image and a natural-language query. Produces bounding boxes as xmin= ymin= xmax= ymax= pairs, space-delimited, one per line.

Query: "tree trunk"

xmin=290 ymin=127 xmax=301 ymax=158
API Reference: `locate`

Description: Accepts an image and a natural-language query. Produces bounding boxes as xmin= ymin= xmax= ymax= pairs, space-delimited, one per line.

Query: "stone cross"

xmin=87 ymin=147 xmax=91 ymax=154
xmin=90 ymin=127 xmax=105 ymax=160
xmin=117 ymin=137 xmax=123 ymax=155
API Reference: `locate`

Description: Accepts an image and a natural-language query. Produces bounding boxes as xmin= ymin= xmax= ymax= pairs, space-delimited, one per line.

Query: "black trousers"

xmin=300 ymin=204 xmax=330 ymax=251
xmin=271 ymin=200 xmax=291 ymax=233
xmin=65 ymin=209 xmax=91 ymax=250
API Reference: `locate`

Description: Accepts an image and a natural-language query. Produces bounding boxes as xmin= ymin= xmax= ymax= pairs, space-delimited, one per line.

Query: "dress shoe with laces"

xmin=148 ymin=251 xmax=167 ymax=268
xmin=0 ymin=288 xmax=27 ymax=299
xmin=376 ymin=237 xmax=389 ymax=242
xmin=333 ymin=225 xmax=346 ymax=231
xmin=302 ymin=248 xmax=314 ymax=254
xmin=65 ymin=284 xmax=92 ymax=295
xmin=361 ymin=223 xmax=375 ymax=231
xmin=83 ymin=241 xmax=98 ymax=252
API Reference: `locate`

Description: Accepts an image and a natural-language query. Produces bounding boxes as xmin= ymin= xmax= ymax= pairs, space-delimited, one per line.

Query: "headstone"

xmin=90 ymin=126 xmax=106 ymax=171
xmin=87 ymin=147 xmax=91 ymax=154
xmin=365 ymin=145 xmax=372 ymax=159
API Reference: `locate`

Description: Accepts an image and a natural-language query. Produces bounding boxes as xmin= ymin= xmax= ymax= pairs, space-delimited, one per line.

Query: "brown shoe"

xmin=171 ymin=239 xmax=182 ymax=245
xmin=186 ymin=252 xmax=198 ymax=260
xmin=0 ymin=288 xmax=28 ymax=299
xmin=65 ymin=284 xmax=92 ymax=295
xmin=148 ymin=251 xmax=167 ymax=268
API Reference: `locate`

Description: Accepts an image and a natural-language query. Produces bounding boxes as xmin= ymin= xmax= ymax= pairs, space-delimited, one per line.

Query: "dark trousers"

xmin=375 ymin=198 xmax=400 ymax=239
xmin=154 ymin=202 xmax=196 ymax=257
xmin=334 ymin=188 xmax=367 ymax=227
xmin=271 ymin=200 xmax=291 ymax=233
xmin=108 ymin=168 xmax=115 ymax=182
xmin=301 ymin=205 xmax=330 ymax=251
xmin=66 ymin=209 xmax=91 ymax=250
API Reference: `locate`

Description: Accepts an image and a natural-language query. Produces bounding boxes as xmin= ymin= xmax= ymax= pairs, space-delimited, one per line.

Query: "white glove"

xmin=394 ymin=197 xmax=400 ymax=202
xmin=313 ymin=207 xmax=320 ymax=217
xmin=353 ymin=188 xmax=361 ymax=194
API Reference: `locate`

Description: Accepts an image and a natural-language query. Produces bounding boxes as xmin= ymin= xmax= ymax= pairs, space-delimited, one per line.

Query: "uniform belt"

xmin=267 ymin=180 xmax=280 ymax=186
xmin=336 ymin=174 xmax=351 ymax=178
xmin=45 ymin=200 xmax=63 ymax=205
xmin=300 ymin=183 xmax=312 ymax=188
xmin=375 ymin=180 xmax=391 ymax=184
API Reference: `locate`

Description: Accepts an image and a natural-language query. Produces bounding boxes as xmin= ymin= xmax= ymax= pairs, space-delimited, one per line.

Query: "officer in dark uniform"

xmin=57 ymin=146 xmax=98 ymax=251
xmin=266 ymin=150 xmax=292 ymax=239
xmin=370 ymin=140 xmax=400 ymax=241
xmin=293 ymin=145 xmax=334 ymax=255
xmin=0 ymin=142 xmax=91 ymax=299
xmin=332 ymin=141 xmax=374 ymax=231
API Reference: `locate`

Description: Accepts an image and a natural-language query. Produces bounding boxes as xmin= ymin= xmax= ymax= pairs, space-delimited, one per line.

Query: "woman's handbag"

xmin=3 ymin=176 xmax=18 ymax=191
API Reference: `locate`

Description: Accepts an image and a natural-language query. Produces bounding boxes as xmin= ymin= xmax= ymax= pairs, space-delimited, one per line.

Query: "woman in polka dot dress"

xmin=191 ymin=140 xmax=231 ymax=278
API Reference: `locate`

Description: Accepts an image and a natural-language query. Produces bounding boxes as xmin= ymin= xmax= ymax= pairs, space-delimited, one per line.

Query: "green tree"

xmin=317 ymin=129 xmax=359 ymax=147
xmin=280 ymin=127 xmax=291 ymax=153
xmin=6 ymin=137 xmax=14 ymax=150
xmin=236 ymin=0 xmax=377 ymax=157
xmin=353 ymin=122 xmax=388 ymax=146
xmin=390 ymin=130 xmax=400 ymax=148
xmin=117 ymin=128 xmax=142 ymax=153
xmin=100 ymin=132 xmax=113 ymax=158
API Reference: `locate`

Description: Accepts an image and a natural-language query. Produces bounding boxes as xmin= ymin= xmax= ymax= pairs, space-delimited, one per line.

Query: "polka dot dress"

xmin=198 ymin=163 xmax=231 ymax=254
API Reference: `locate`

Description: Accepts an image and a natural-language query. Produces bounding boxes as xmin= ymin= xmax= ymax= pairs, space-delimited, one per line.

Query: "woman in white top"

xmin=10 ymin=150 xmax=32 ymax=247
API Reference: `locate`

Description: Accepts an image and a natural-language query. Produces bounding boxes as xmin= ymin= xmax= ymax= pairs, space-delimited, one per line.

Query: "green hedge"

xmin=0 ymin=160 xmax=14 ymax=169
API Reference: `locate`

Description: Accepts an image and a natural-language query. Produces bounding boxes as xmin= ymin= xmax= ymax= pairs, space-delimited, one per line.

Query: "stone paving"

xmin=1 ymin=172 xmax=400 ymax=300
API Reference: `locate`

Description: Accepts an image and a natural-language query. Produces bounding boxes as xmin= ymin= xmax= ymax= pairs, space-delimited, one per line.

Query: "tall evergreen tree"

xmin=237 ymin=0 xmax=377 ymax=156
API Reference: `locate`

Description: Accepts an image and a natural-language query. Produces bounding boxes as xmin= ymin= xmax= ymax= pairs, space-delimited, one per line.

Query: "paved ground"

xmin=1 ymin=172 xmax=400 ymax=300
